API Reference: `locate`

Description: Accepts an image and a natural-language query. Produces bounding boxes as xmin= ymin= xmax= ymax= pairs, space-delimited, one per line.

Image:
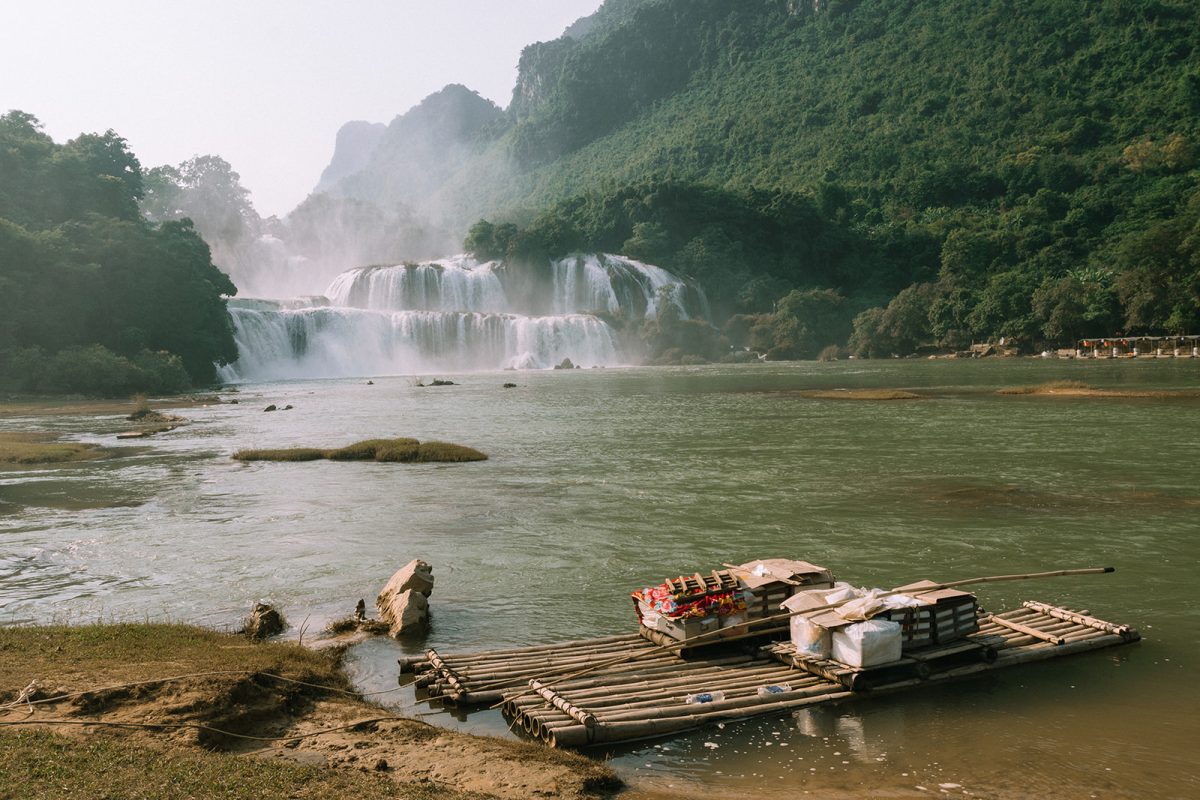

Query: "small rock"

xmin=243 ymin=602 xmax=285 ymax=639
xmin=502 ymin=382 xmax=517 ymax=388
xmin=282 ymin=404 xmax=294 ymax=410
xmin=554 ymin=358 xmax=575 ymax=370
xmin=263 ymin=404 xmax=277 ymax=412
xmin=374 ymin=758 xmax=389 ymax=771
xmin=228 ymin=399 xmax=239 ymax=404
xmin=367 ymin=380 xmax=374 ymax=385
xmin=429 ymin=379 xmax=455 ymax=386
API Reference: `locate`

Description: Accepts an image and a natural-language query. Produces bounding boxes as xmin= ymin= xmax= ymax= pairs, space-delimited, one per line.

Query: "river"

xmin=1 ymin=360 xmax=1196 ymax=798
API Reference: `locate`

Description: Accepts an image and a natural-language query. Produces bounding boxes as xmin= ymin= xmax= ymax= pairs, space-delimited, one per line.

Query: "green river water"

xmin=1 ymin=360 xmax=1197 ymax=798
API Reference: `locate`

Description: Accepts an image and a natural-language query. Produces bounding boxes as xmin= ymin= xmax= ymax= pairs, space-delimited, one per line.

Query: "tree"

xmin=763 ymin=288 xmax=851 ymax=359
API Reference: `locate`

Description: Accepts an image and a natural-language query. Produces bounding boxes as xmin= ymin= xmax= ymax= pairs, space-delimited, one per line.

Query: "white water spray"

xmin=221 ymin=253 xmax=706 ymax=380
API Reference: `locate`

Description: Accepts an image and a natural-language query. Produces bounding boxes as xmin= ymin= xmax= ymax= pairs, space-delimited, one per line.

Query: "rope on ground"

xmin=0 ymin=670 xmax=404 ymax=712
xmin=0 ymin=715 xmax=409 ymax=743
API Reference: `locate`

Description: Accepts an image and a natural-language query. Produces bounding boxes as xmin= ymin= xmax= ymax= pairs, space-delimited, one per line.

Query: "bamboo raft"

xmin=400 ymin=599 xmax=1139 ymax=748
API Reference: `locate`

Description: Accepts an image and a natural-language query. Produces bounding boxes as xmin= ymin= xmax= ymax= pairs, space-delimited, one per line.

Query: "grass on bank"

xmin=0 ymin=624 xmax=620 ymax=800
xmin=233 ymin=438 xmax=487 ymax=464
xmin=0 ymin=729 xmax=484 ymax=800
xmin=0 ymin=623 xmax=347 ymax=699
xmin=0 ymin=432 xmax=109 ymax=465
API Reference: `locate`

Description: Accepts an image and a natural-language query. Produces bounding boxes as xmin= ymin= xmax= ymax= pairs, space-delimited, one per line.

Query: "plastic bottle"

xmin=684 ymin=690 xmax=726 ymax=704
xmin=756 ymin=683 xmax=793 ymax=697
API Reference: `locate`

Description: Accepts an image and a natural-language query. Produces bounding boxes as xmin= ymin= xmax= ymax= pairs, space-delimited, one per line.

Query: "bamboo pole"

xmin=493 ymin=566 xmax=1115 ymax=710
xmin=985 ymin=615 xmax=1065 ymax=644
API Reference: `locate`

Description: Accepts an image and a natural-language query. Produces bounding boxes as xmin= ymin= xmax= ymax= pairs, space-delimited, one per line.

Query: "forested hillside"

xmin=324 ymin=0 xmax=1200 ymax=355
xmin=0 ymin=112 xmax=237 ymax=395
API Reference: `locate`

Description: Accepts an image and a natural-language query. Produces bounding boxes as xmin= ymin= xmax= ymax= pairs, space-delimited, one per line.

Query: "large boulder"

xmin=382 ymin=589 xmax=429 ymax=636
xmin=377 ymin=559 xmax=434 ymax=636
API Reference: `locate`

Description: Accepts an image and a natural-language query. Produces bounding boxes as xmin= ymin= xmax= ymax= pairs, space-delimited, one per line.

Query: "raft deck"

xmin=402 ymin=600 xmax=1139 ymax=748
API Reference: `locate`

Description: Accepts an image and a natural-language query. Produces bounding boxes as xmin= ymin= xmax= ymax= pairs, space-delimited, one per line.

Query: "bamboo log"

xmin=450 ymin=649 xmax=679 ymax=678
xmin=530 ymin=680 xmax=597 ymax=729
xmin=469 ymin=650 xmax=759 ymax=698
xmin=442 ymin=641 xmax=658 ymax=671
xmin=1022 ymin=601 xmax=1135 ymax=637
xmin=562 ymin=672 xmax=821 ymax=713
xmin=985 ymin=615 xmax=1065 ymax=644
xmin=541 ymin=665 xmax=797 ymax=703
xmin=548 ymin=690 xmax=857 ymax=748
xmin=397 ymin=655 xmax=429 ymax=673
xmin=427 ymin=633 xmax=640 ymax=664
xmin=499 ymin=663 xmax=792 ymax=716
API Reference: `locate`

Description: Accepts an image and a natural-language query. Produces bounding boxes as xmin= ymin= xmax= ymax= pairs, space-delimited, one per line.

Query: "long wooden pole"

xmin=488 ymin=566 xmax=1114 ymax=710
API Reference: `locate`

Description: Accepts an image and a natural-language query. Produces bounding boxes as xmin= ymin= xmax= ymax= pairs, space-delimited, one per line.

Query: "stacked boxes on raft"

xmin=791 ymin=580 xmax=980 ymax=668
xmin=633 ymin=559 xmax=834 ymax=643
xmin=881 ymin=580 xmax=980 ymax=649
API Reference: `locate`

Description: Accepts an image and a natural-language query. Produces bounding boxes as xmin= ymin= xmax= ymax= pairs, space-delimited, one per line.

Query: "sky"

xmin=3 ymin=1 xmax=604 ymax=217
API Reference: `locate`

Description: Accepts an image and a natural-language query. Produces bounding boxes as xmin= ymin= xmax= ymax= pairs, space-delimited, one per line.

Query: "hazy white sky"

xmin=3 ymin=1 xmax=603 ymax=216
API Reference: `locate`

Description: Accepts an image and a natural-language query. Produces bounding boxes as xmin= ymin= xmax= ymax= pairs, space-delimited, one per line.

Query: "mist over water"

xmin=221 ymin=253 xmax=704 ymax=380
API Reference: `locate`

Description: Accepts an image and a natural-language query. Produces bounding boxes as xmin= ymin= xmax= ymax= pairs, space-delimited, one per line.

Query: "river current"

xmin=1 ymin=360 xmax=1196 ymax=798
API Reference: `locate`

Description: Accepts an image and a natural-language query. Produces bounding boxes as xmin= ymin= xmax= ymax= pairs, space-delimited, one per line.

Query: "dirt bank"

xmin=0 ymin=624 xmax=620 ymax=800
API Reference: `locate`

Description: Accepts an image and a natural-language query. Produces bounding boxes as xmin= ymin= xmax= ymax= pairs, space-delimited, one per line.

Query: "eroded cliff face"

xmin=509 ymin=38 xmax=577 ymax=123
xmin=315 ymin=121 xmax=387 ymax=194
xmin=319 ymin=84 xmax=505 ymax=211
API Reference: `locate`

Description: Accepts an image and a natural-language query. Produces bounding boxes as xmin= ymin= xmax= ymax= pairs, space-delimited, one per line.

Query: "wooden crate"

xmin=882 ymin=583 xmax=980 ymax=650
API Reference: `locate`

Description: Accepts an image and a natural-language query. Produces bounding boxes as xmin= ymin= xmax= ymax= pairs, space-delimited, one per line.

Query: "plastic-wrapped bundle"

xmin=831 ymin=619 xmax=902 ymax=667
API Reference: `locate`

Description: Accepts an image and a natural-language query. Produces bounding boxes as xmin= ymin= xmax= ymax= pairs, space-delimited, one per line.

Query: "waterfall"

xmin=221 ymin=253 xmax=706 ymax=381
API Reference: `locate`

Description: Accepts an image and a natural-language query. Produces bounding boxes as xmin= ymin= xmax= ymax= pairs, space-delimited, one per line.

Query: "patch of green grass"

xmin=232 ymin=448 xmax=327 ymax=462
xmin=0 ymin=730 xmax=485 ymax=800
xmin=0 ymin=623 xmax=346 ymax=700
xmin=415 ymin=442 xmax=488 ymax=462
xmin=0 ymin=432 xmax=109 ymax=465
xmin=325 ymin=438 xmax=419 ymax=461
xmin=232 ymin=438 xmax=486 ymax=464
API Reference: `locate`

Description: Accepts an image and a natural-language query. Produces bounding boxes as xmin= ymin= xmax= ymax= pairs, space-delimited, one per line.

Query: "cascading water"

xmin=220 ymin=253 xmax=706 ymax=380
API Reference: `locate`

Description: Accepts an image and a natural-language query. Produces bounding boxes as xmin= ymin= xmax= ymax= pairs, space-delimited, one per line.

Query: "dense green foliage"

xmin=0 ymin=112 xmax=237 ymax=394
xmin=446 ymin=0 xmax=1200 ymax=354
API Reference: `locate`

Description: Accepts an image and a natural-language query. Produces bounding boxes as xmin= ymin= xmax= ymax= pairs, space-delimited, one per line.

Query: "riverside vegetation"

xmin=0 ymin=112 xmax=236 ymax=397
xmin=331 ymin=0 xmax=1200 ymax=361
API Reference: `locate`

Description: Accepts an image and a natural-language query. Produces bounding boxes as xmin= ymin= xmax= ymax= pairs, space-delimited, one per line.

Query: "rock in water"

xmin=554 ymin=358 xmax=575 ymax=370
xmin=384 ymin=590 xmax=429 ymax=636
xmin=377 ymin=559 xmax=434 ymax=636
xmin=244 ymin=602 xmax=285 ymax=639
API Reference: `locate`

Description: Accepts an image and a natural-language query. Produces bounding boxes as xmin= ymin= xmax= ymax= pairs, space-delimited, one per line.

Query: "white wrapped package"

xmin=831 ymin=619 xmax=902 ymax=667
xmin=791 ymin=615 xmax=832 ymax=659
